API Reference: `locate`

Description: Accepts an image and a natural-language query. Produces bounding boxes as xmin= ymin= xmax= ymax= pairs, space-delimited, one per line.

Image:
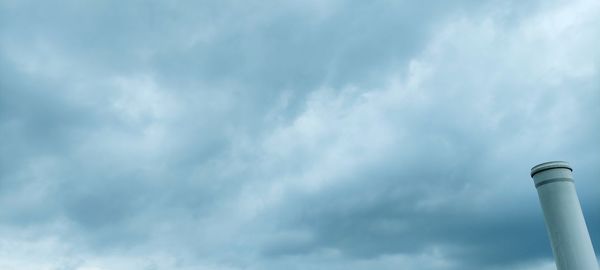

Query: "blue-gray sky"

xmin=1 ymin=0 xmax=599 ymax=269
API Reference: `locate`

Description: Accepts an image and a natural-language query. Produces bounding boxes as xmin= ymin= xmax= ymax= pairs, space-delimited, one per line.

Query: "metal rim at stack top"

xmin=530 ymin=161 xmax=572 ymax=177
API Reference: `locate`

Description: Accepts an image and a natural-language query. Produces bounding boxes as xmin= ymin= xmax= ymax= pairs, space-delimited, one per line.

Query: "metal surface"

xmin=531 ymin=161 xmax=599 ymax=270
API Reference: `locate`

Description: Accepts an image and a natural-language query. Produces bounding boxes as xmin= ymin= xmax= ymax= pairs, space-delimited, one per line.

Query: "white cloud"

xmin=1 ymin=0 xmax=599 ymax=269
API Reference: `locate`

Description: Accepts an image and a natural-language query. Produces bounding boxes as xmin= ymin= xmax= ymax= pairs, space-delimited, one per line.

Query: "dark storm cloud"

xmin=258 ymin=165 xmax=550 ymax=265
xmin=1 ymin=0 xmax=599 ymax=269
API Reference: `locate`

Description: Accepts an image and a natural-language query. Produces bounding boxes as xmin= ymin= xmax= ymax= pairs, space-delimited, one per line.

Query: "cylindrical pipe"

xmin=531 ymin=161 xmax=599 ymax=270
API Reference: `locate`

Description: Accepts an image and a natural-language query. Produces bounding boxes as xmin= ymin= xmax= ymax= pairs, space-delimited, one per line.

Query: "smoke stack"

xmin=530 ymin=161 xmax=599 ymax=270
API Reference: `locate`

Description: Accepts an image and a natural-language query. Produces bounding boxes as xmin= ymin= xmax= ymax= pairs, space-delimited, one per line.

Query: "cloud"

xmin=1 ymin=0 xmax=599 ymax=269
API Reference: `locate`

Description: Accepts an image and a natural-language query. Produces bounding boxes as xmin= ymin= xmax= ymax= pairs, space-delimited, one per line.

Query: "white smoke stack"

xmin=530 ymin=161 xmax=599 ymax=270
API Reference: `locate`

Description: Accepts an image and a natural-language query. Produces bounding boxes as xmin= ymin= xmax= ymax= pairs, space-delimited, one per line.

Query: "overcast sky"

xmin=1 ymin=0 xmax=599 ymax=269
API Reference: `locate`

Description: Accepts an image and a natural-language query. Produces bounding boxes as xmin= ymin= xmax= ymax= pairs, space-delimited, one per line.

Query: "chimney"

xmin=531 ymin=161 xmax=599 ymax=270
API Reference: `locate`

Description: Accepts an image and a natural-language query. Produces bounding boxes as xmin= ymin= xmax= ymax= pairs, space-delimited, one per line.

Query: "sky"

xmin=1 ymin=0 xmax=599 ymax=269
